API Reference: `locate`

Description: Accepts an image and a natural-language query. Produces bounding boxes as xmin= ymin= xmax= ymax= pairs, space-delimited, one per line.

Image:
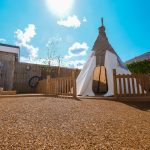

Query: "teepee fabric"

xmin=92 ymin=19 xmax=127 ymax=69
xmin=76 ymin=19 xmax=130 ymax=96
xmin=76 ymin=52 xmax=96 ymax=96
xmin=104 ymin=51 xmax=130 ymax=96
xmin=76 ymin=50 xmax=130 ymax=96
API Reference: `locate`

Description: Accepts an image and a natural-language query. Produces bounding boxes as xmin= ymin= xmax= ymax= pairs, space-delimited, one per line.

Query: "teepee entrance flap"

xmin=92 ymin=66 xmax=108 ymax=94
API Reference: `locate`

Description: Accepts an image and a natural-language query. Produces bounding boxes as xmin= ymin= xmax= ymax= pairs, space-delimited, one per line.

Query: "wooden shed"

xmin=0 ymin=43 xmax=20 ymax=90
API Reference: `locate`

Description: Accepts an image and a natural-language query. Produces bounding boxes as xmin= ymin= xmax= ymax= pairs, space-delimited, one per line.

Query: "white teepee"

xmin=77 ymin=19 xmax=130 ymax=96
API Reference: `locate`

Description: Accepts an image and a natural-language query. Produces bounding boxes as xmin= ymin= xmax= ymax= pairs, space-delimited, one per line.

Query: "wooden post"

xmin=72 ymin=71 xmax=77 ymax=99
xmin=135 ymin=74 xmax=140 ymax=96
xmin=131 ymin=75 xmax=136 ymax=96
xmin=146 ymin=74 xmax=150 ymax=96
xmin=56 ymin=78 xmax=58 ymax=97
xmin=127 ymin=76 xmax=131 ymax=96
xmin=113 ymin=69 xmax=117 ymax=98
xmin=69 ymin=77 xmax=71 ymax=96
xmin=11 ymin=61 xmax=15 ymax=91
xmin=6 ymin=61 xmax=15 ymax=90
xmin=46 ymin=75 xmax=50 ymax=95
xmin=57 ymin=66 xmax=60 ymax=77
xmin=118 ymin=77 xmax=122 ymax=96
xmin=123 ymin=75 xmax=126 ymax=97
xmin=140 ymin=74 xmax=145 ymax=96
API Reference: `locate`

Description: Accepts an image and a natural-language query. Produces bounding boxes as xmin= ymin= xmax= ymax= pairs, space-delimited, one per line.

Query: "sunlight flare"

xmin=46 ymin=0 xmax=74 ymax=17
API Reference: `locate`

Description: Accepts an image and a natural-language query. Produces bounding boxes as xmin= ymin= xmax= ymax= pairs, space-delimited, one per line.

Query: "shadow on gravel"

xmin=74 ymin=98 xmax=82 ymax=101
xmin=122 ymin=101 xmax=150 ymax=111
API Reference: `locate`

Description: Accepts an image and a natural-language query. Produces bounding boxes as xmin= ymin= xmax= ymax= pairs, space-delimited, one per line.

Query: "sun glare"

xmin=46 ymin=0 xmax=74 ymax=17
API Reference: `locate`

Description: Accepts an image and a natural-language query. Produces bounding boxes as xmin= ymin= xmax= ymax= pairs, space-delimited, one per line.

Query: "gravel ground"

xmin=0 ymin=97 xmax=150 ymax=150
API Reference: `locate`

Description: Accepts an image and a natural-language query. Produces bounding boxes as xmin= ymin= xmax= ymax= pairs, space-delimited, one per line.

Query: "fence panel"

xmin=46 ymin=77 xmax=74 ymax=96
xmin=36 ymin=73 xmax=76 ymax=98
xmin=36 ymin=79 xmax=47 ymax=94
xmin=113 ymin=69 xmax=150 ymax=97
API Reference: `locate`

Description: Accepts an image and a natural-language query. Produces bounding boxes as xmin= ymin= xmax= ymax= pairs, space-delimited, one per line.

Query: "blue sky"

xmin=0 ymin=0 xmax=150 ymax=68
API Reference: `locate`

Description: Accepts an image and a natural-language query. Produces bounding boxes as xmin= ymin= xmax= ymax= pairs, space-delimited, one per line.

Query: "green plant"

xmin=127 ymin=60 xmax=150 ymax=74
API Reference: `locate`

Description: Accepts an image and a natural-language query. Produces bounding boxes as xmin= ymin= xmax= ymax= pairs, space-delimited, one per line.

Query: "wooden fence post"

xmin=72 ymin=71 xmax=77 ymax=99
xmin=11 ymin=61 xmax=15 ymax=90
xmin=46 ymin=75 xmax=50 ymax=95
xmin=113 ymin=69 xmax=117 ymax=98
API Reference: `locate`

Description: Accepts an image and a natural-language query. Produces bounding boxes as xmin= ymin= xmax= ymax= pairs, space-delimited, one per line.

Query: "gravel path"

xmin=0 ymin=97 xmax=150 ymax=150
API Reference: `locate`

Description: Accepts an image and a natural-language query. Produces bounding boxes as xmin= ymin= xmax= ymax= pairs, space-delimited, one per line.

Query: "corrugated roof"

xmin=126 ymin=51 xmax=150 ymax=64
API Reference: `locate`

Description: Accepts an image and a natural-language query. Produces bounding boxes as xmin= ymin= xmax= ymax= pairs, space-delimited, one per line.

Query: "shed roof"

xmin=126 ymin=51 xmax=150 ymax=64
xmin=0 ymin=43 xmax=20 ymax=55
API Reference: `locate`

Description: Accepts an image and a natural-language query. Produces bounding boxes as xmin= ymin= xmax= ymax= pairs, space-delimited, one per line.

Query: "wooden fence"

xmin=36 ymin=79 xmax=47 ymax=94
xmin=13 ymin=62 xmax=79 ymax=94
xmin=36 ymin=73 xmax=77 ymax=98
xmin=113 ymin=69 xmax=150 ymax=97
xmin=0 ymin=59 xmax=80 ymax=93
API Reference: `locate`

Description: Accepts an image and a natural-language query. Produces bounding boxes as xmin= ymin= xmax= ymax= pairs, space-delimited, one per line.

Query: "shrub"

xmin=126 ymin=60 xmax=150 ymax=74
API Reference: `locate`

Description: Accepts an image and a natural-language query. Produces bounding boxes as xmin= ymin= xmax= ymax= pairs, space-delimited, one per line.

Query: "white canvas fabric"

xmin=76 ymin=51 xmax=96 ymax=96
xmin=76 ymin=50 xmax=131 ymax=97
xmin=104 ymin=51 xmax=130 ymax=96
xmin=76 ymin=20 xmax=141 ymax=97
xmin=104 ymin=51 xmax=143 ymax=96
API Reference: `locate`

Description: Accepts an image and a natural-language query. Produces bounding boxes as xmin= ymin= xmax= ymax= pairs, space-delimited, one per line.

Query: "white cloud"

xmin=20 ymin=56 xmax=30 ymax=63
xmin=65 ymin=60 xmax=85 ymax=69
xmin=0 ymin=38 xmax=6 ymax=43
xmin=65 ymin=42 xmax=89 ymax=59
xmin=20 ymin=56 xmax=41 ymax=64
xmin=20 ymin=56 xmax=85 ymax=69
xmin=83 ymin=17 xmax=87 ymax=22
xmin=20 ymin=56 xmax=60 ymax=66
xmin=23 ymin=44 xmax=39 ymax=58
xmin=15 ymin=24 xmax=39 ymax=58
xmin=57 ymin=15 xmax=81 ymax=28
xmin=15 ymin=24 xmax=36 ymax=44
